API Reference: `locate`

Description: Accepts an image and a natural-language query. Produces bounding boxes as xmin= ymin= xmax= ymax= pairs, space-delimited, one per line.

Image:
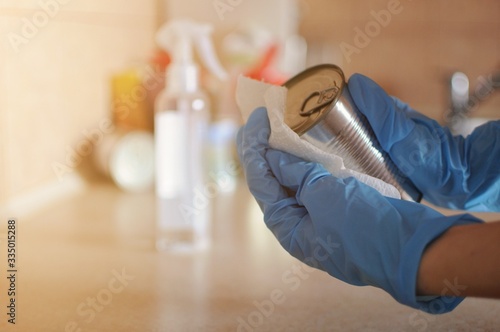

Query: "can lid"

xmin=283 ymin=64 xmax=345 ymax=136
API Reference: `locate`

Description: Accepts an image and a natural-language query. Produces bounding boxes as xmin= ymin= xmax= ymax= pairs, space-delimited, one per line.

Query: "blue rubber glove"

xmin=348 ymin=74 xmax=500 ymax=212
xmin=237 ymin=108 xmax=482 ymax=313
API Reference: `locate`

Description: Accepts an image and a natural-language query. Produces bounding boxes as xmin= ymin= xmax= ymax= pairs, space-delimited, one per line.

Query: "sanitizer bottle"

xmin=154 ymin=19 xmax=227 ymax=252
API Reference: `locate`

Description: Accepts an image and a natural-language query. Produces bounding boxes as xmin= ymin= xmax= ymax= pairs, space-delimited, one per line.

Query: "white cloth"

xmin=236 ymin=75 xmax=400 ymax=199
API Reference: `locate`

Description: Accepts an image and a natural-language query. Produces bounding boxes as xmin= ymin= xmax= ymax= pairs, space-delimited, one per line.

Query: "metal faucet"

xmin=445 ymin=71 xmax=500 ymax=135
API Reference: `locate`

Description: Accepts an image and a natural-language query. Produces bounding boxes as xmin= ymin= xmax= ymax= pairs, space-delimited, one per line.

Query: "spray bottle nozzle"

xmin=156 ymin=19 xmax=228 ymax=86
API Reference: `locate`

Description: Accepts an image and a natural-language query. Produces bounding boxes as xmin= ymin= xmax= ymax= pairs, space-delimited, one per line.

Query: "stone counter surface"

xmin=0 ymin=181 xmax=499 ymax=332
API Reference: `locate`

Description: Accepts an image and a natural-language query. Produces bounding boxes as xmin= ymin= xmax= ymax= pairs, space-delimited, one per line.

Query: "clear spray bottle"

xmin=154 ymin=19 xmax=227 ymax=252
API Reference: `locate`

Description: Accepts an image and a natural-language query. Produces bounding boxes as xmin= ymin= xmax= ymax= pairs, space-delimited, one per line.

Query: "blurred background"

xmin=0 ymin=0 xmax=499 ymax=211
xmin=0 ymin=1 xmax=500 ymax=331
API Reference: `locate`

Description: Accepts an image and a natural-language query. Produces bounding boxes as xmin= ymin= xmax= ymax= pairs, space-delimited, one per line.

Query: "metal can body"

xmin=284 ymin=64 xmax=421 ymax=202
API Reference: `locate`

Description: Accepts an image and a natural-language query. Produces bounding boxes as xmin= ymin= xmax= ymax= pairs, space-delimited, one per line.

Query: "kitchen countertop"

xmin=1 ymin=180 xmax=499 ymax=332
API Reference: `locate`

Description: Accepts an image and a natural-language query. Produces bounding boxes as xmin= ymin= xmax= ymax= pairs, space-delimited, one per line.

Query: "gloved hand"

xmin=237 ymin=107 xmax=482 ymax=313
xmin=348 ymin=74 xmax=500 ymax=212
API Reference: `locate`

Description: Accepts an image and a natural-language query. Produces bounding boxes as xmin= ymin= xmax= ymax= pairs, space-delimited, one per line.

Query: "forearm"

xmin=417 ymin=221 xmax=500 ymax=298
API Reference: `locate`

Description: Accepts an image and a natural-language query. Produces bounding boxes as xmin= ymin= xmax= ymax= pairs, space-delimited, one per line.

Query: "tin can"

xmin=283 ymin=64 xmax=421 ymax=202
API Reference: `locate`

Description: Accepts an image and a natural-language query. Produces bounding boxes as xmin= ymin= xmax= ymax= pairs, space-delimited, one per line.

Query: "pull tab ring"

xmin=299 ymin=85 xmax=339 ymax=116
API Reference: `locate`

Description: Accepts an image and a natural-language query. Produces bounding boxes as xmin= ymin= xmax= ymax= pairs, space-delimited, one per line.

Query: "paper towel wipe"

xmin=236 ymin=75 xmax=401 ymax=199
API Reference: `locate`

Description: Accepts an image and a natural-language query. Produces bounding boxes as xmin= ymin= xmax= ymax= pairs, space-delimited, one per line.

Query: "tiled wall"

xmin=0 ymin=0 xmax=158 ymax=205
xmin=299 ymin=0 xmax=500 ymax=121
